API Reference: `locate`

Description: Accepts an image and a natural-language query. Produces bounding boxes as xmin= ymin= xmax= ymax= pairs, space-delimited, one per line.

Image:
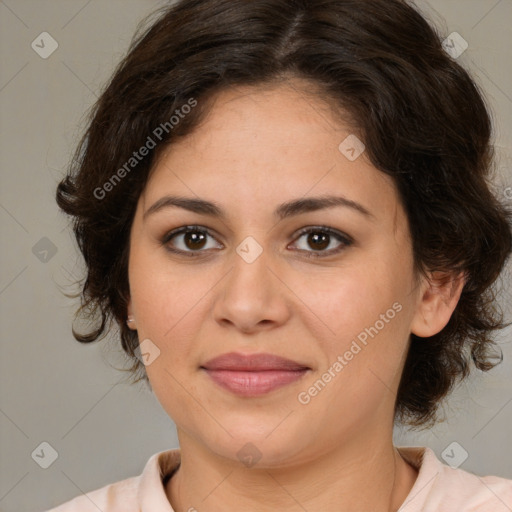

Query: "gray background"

xmin=0 ymin=1 xmax=511 ymax=511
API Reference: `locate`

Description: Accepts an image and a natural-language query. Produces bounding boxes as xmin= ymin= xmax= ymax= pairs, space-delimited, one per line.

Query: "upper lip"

xmin=201 ymin=352 xmax=310 ymax=371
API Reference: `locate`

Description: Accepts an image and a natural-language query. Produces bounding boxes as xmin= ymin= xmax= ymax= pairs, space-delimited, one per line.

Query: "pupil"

xmin=309 ymin=232 xmax=329 ymax=250
xmin=185 ymin=231 xmax=206 ymax=250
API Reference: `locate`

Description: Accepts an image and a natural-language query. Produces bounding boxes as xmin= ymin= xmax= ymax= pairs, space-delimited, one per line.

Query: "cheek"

xmin=293 ymin=256 xmax=410 ymax=346
xmin=127 ymin=251 xmax=211 ymax=410
xmin=293 ymin=255 xmax=413 ymax=404
xmin=129 ymin=243 xmax=203 ymax=338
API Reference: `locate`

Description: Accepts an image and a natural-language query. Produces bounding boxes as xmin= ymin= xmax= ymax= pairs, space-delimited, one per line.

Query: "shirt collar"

xmin=139 ymin=449 xmax=181 ymax=511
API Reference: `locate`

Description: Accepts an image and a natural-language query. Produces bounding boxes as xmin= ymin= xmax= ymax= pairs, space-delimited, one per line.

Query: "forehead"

xmin=192 ymin=80 xmax=349 ymax=147
xmin=141 ymin=81 xmax=403 ymax=231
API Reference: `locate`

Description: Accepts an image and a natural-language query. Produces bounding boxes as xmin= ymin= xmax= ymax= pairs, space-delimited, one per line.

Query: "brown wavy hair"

xmin=56 ymin=0 xmax=512 ymax=427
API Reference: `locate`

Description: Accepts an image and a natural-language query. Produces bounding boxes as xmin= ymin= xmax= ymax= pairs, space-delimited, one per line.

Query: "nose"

xmin=212 ymin=243 xmax=291 ymax=335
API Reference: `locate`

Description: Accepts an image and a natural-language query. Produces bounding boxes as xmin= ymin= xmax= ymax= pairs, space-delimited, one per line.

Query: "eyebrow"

xmin=143 ymin=194 xmax=375 ymax=222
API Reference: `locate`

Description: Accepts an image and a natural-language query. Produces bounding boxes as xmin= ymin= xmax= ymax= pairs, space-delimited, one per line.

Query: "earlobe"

xmin=410 ymin=271 xmax=465 ymax=338
xmin=126 ymin=299 xmax=137 ymax=330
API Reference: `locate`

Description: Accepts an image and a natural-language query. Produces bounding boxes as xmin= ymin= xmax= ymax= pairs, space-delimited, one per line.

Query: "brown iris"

xmin=307 ymin=232 xmax=330 ymax=251
xmin=184 ymin=231 xmax=207 ymax=250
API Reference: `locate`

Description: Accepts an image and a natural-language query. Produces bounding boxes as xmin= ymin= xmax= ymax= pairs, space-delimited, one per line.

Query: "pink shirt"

xmin=45 ymin=446 xmax=512 ymax=511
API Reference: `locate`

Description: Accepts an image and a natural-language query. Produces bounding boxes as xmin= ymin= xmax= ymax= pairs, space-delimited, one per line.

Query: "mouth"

xmin=200 ymin=352 xmax=311 ymax=397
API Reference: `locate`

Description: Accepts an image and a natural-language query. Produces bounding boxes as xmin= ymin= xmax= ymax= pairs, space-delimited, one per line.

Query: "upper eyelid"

xmin=162 ymin=225 xmax=222 ymax=244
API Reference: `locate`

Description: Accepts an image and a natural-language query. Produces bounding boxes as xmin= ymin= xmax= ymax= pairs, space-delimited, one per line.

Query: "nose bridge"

xmin=226 ymin=236 xmax=275 ymax=306
xmin=213 ymin=235 xmax=289 ymax=331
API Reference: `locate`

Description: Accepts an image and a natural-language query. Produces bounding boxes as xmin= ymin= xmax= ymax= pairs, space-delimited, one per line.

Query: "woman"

xmin=49 ymin=0 xmax=512 ymax=510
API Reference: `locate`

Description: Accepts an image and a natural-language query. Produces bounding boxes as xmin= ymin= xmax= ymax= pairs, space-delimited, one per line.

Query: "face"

xmin=127 ymin=80 xmax=426 ymax=467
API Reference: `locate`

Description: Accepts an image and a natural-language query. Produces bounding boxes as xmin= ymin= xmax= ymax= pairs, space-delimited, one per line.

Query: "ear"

xmin=410 ymin=271 xmax=465 ymax=338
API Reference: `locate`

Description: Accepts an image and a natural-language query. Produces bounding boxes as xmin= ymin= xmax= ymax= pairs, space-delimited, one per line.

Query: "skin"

xmin=126 ymin=79 xmax=464 ymax=512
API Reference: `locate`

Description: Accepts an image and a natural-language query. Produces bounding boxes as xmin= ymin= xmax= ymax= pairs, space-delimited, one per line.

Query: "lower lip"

xmin=202 ymin=369 xmax=309 ymax=397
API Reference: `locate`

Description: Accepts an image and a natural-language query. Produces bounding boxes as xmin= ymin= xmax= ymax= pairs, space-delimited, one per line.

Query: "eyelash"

xmin=160 ymin=225 xmax=353 ymax=259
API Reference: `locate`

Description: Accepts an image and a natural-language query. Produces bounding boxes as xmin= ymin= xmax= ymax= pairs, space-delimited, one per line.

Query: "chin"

xmin=201 ymin=422 xmax=312 ymax=468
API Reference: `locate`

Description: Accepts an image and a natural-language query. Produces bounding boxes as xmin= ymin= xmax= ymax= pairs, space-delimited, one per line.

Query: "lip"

xmin=201 ymin=352 xmax=310 ymax=397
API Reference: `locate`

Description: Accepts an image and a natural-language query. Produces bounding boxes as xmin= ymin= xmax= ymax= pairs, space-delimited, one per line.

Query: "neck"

xmin=165 ymin=428 xmax=418 ymax=512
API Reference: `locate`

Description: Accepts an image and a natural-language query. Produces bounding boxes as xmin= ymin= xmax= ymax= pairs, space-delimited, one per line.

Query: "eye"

xmin=161 ymin=225 xmax=353 ymax=258
xmin=161 ymin=226 xmax=222 ymax=256
xmin=289 ymin=226 xmax=353 ymax=259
